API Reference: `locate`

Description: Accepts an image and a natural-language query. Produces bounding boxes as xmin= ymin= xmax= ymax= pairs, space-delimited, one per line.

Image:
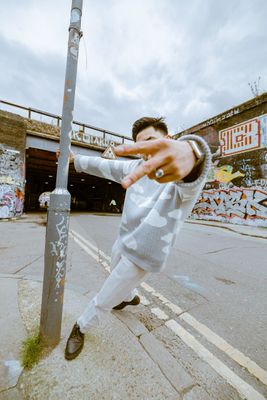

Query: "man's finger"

xmin=115 ymin=139 xmax=165 ymax=156
xmin=121 ymin=156 xmax=165 ymax=188
xmin=121 ymin=164 xmax=148 ymax=188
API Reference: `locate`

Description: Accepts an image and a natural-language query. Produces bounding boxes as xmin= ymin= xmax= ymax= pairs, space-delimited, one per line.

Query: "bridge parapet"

xmin=0 ymin=100 xmax=133 ymax=152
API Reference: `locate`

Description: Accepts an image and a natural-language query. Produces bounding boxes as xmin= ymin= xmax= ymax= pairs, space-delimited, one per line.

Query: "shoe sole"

xmin=65 ymin=344 xmax=84 ymax=361
xmin=113 ymin=295 xmax=140 ymax=310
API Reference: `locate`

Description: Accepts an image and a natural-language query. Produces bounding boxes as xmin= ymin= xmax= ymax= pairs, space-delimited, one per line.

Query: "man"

xmin=65 ymin=116 xmax=211 ymax=360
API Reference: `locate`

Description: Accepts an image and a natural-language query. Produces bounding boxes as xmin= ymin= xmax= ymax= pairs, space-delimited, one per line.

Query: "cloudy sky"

xmin=1 ymin=0 xmax=267 ymax=137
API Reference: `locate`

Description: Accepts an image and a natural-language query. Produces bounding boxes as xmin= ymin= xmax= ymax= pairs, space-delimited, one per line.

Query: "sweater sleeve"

xmin=74 ymin=155 xmax=142 ymax=184
xmin=175 ymin=134 xmax=212 ymax=202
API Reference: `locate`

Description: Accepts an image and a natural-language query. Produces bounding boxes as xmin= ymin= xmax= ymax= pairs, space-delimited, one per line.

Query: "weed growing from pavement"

xmin=21 ymin=330 xmax=45 ymax=369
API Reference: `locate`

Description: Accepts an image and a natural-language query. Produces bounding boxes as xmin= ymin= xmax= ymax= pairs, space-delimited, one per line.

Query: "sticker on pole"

xmin=71 ymin=9 xmax=80 ymax=23
xmin=101 ymin=145 xmax=117 ymax=159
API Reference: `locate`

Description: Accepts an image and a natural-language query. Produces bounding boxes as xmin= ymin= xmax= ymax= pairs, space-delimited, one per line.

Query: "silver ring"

xmin=155 ymin=168 xmax=164 ymax=179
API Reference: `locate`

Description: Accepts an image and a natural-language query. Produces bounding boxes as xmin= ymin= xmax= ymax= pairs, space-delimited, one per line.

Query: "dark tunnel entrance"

xmin=25 ymin=148 xmax=125 ymax=213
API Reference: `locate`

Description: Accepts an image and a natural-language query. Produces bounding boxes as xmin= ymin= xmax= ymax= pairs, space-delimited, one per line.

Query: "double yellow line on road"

xmin=70 ymin=229 xmax=267 ymax=400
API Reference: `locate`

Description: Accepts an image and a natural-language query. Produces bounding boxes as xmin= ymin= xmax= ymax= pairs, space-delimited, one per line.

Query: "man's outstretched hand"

xmin=114 ymin=138 xmax=197 ymax=189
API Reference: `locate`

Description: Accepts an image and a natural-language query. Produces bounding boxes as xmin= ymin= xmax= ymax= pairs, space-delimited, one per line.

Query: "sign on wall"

xmin=219 ymin=114 xmax=267 ymax=157
xmin=71 ymin=130 xmax=119 ymax=148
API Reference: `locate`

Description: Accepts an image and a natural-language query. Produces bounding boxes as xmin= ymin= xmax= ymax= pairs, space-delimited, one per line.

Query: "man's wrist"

xmin=187 ymin=140 xmax=205 ymax=167
xmin=183 ymin=140 xmax=205 ymax=182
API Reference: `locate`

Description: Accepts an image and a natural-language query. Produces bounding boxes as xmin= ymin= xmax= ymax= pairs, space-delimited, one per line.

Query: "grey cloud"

xmin=1 ymin=0 xmax=267 ymax=136
xmin=0 ymin=33 xmax=65 ymax=114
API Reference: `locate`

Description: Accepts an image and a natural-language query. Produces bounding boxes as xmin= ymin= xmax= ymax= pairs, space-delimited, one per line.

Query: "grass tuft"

xmin=21 ymin=331 xmax=44 ymax=370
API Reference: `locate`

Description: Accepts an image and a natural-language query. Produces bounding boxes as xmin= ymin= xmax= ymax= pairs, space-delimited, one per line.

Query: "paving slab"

xmin=114 ymin=309 xmax=149 ymax=337
xmin=0 ymin=276 xmax=25 ymax=392
xmin=139 ymin=332 xmax=195 ymax=395
xmin=0 ymin=386 xmax=22 ymax=400
xmin=17 ymin=279 xmax=179 ymax=400
xmin=183 ymin=385 xmax=214 ymax=400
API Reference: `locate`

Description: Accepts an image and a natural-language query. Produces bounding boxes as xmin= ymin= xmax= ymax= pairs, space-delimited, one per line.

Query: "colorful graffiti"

xmin=219 ymin=114 xmax=267 ymax=157
xmin=0 ymin=145 xmax=25 ymax=218
xmin=191 ymin=112 xmax=267 ymax=226
xmin=207 ymin=164 xmax=244 ymax=184
xmin=192 ymin=188 xmax=267 ymax=226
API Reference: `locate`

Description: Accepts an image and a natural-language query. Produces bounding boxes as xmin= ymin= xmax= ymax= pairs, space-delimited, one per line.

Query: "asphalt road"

xmin=69 ymin=212 xmax=267 ymax=400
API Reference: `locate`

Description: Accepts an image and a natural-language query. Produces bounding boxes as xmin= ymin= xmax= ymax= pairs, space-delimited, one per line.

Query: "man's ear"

xmin=166 ymin=134 xmax=172 ymax=139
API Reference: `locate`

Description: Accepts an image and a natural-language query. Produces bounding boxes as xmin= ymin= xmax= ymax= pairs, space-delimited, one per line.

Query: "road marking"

xmin=71 ymin=231 xmax=267 ymax=388
xmin=141 ymin=283 xmax=267 ymax=386
xmin=140 ymin=295 xmax=151 ymax=305
xmin=71 ymin=229 xmax=111 ymax=262
xmin=180 ymin=313 xmax=267 ymax=386
xmin=151 ymin=307 xmax=169 ymax=320
xmin=70 ymin=230 xmax=111 ymax=272
xmin=166 ymin=319 xmax=266 ymax=400
xmin=70 ymin=233 xmax=99 ymax=262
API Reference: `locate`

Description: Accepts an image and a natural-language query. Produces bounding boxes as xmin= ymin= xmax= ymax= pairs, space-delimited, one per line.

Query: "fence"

xmin=0 ymin=100 xmax=133 ymax=145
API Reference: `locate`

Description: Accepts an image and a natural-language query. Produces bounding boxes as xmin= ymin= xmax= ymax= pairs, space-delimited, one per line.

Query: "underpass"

xmin=25 ymin=147 xmax=124 ymax=212
xmin=0 ymin=101 xmax=133 ymax=216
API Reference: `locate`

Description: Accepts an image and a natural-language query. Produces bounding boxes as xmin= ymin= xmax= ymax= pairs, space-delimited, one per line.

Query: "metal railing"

xmin=0 ymin=99 xmax=133 ymax=145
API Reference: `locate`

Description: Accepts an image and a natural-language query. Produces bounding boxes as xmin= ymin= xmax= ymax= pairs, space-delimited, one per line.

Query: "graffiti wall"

xmin=0 ymin=145 xmax=25 ymax=219
xmin=191 ymin=113 xmax=267 ymax=226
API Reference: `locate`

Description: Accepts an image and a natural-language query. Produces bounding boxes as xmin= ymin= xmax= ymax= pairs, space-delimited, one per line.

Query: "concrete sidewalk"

xmin=186 ymin=218 xmax=267 ymax=239
xmin=0 ymin=274 xmax=194 ymax=400
xmin=0 ymin=215 xmax=199 ymax=400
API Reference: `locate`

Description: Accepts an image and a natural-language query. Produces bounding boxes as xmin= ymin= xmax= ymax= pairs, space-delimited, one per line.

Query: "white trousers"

xmin=77 ymin=240 xmax=150 ymax=333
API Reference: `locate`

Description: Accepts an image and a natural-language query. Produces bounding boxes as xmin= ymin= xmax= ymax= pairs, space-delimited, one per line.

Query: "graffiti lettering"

xmin=50 ymin=214 xmax=69 ymax=303
xmin=192 ymin=188 xmax=267 ymax=226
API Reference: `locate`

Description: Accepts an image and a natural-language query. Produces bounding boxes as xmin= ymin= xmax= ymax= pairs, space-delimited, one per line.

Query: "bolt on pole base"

xmin=40 ymin=190 xmax=71 ymax=347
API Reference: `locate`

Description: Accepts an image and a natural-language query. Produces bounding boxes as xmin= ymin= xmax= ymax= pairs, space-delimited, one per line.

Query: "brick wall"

xmin=0 ymin=110 xmax=27 ymax=152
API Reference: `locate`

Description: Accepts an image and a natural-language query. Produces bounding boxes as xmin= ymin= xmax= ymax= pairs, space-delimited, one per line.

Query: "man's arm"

xmin=72 ymin=153 xmax=141 ymax=184
xmin=114 ymin=135 xmax=211 ymax=196
xmin=174 ymin=134 xmax=212 ymax=199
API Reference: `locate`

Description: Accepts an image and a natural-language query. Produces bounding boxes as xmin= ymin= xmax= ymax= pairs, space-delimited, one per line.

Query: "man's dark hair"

xmin=132 ymin=117 xmax=168 ymax=142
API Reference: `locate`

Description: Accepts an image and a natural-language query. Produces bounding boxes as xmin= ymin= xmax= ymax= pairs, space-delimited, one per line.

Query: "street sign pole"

xmin=40 ymin=0 xmax=83 ymax=346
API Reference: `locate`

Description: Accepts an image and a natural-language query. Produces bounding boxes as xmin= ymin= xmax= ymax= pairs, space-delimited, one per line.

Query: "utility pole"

xmin=40 ymin=0 xmax=83 ymax=346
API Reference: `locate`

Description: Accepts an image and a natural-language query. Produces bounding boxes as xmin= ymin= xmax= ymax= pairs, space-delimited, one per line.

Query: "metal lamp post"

xmin=40 ymin=0 xmax=83 ymax=346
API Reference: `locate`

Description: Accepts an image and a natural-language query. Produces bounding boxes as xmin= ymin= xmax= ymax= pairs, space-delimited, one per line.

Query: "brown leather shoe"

xmin=113 ymin=295 xmax=141 ymax=310
xmin=65 ymin=323 xmax=85 ymax=360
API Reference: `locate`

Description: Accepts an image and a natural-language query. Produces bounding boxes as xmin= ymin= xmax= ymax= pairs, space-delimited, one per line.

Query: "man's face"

xmin=135 ymin=126 xmax=169 ymax=160
xmin=135 ymin=126 xmax=167 ymax=142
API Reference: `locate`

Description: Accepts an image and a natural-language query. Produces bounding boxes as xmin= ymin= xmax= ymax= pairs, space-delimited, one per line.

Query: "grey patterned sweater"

xmin=74 ymin=134 xmax=211 ymax=272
